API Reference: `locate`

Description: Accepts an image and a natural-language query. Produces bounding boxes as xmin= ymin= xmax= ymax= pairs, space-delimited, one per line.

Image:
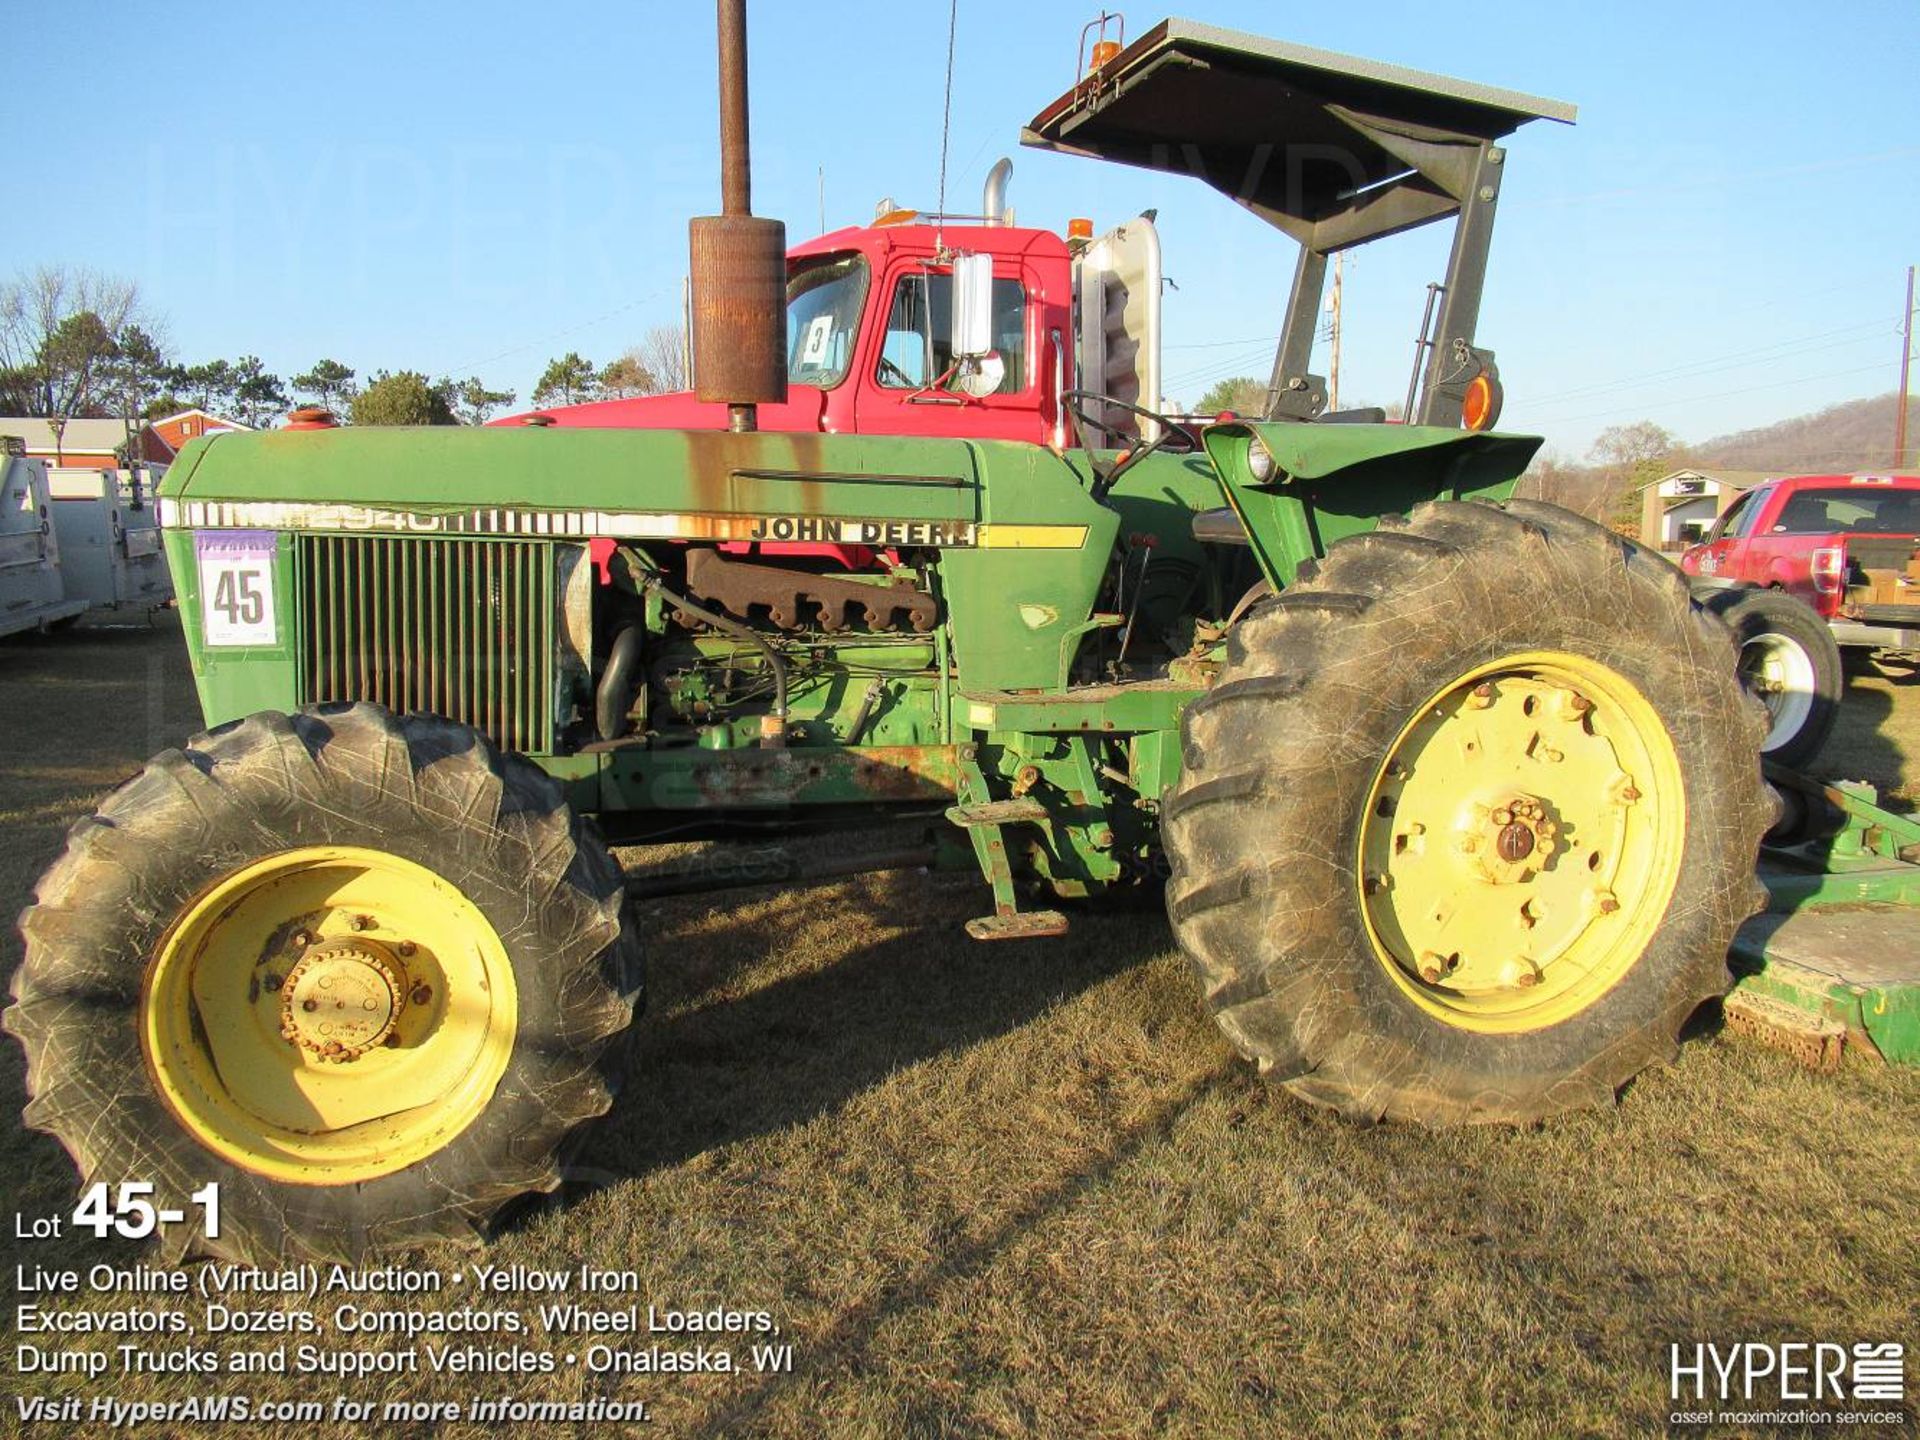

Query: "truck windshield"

xmin=1771 ymin=488 xmax=1920 ymax=536
xmin=786 ymin=254 xmax=869 ymax=389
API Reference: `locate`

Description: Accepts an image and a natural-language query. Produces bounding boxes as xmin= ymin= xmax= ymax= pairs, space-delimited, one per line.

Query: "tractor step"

xmin=965 ymin=909 xmax=1069 ymax=942
xmin=946 ymin=798 xmax=1049 ymax=827
xmin=1722 ymin=990 xmax=1847 ymax=1071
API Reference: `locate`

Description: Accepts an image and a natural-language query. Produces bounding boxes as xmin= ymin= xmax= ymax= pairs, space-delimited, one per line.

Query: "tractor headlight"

xmin=1246 ymin=439 xmax=1277 ymax=483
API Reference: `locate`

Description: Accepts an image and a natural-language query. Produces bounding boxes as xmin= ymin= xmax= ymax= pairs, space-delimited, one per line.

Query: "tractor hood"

xmin=157 ymin=424 xmax=988 ymax=521
xmin=495 ymin=384 xmax=830 ymax=432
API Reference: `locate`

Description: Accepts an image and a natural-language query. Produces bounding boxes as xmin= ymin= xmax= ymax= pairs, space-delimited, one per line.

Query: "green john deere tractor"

xmin=8 ymin=15 xmax=1915 ymax=1265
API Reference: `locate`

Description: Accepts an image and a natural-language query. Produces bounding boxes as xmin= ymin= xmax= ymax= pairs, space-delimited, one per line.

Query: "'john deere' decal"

xmin=747 ymin=516 xmax=974 ymax=546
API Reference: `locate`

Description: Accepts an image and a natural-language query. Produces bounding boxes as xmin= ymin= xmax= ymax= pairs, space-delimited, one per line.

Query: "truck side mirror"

xmin=950 ymin=252 xmax=993 ymax=359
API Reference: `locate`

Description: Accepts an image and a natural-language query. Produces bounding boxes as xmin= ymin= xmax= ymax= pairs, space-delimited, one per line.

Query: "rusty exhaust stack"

xmin=690 ymin=0 xmax=787 ymax=433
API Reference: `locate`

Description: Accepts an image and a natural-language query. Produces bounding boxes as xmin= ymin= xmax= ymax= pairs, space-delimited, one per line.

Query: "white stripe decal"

xmin=158 ymin=502 xmax=1092 ymax=551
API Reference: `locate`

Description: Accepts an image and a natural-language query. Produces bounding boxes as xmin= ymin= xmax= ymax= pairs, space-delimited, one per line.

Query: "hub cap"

xmin=1736 ymin=631 xmax=1816 ymax=752
xmin=1357 ymin=652 xmax=1687 ymax=1032
xmin=279 ymin=940 xmax=405 ymax=1061
xmin=143 ymin=846 xmax=517 ymax=1184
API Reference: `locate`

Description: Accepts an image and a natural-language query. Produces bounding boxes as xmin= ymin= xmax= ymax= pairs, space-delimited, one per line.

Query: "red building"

xmin=148 ymin=408 xmax=249 ymax=452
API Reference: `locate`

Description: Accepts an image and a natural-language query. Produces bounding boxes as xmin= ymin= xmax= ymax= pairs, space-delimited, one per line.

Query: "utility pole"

xmin=1897 ymin=264 xmax=1914 ymax=469
xmin=1328 ymin=250 xmax=1344 ymax=412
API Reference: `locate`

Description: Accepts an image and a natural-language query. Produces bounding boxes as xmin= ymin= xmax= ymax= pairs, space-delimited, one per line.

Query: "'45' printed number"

xmin=213 ymin=568 xmax=266 ymax=628
xmin=197 ymin=540 xmax=278 ymax=647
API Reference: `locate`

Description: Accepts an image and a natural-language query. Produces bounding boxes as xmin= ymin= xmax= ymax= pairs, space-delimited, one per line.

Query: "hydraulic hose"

xmin=595 ymin=625 xmax=645 ymax=742
xmin=843 ymin=675 xmax=885 ymax=745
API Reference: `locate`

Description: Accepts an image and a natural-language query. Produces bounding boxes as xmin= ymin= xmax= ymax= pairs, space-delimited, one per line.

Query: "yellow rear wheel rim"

xmin=143 ymin=845 xmax=517 ymax=1184
xmin=1357 ymin=651 xmax=1687 ymax=1034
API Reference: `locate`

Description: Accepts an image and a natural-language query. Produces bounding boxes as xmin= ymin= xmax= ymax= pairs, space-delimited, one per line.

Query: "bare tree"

xmin=0 ymin=267 xmax=148 ymax=418
xmin=636 ymin=324 xmax=689 ymax=393
xmin=1515 ymin=450 xmax=1615 ymax=521
xmin=1588 ymin=420 xmax=1677 ymax=475
xmin=1589 ymin=421 xmax=1684 ymax=536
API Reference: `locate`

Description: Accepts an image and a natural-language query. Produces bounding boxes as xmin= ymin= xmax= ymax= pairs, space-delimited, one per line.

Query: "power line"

xmin=1526 ymin=316 xmax=1898 ymax=409
xmin=1525 ymin=358 xmax=1891 ymax=428
xmin=1532 ymin=145 xmax=1920 ymax=208
xmin=449 ymin=284 xmax=678 ymax=375
xmin=1164 ymin=333 xmax=1281 ymax=351
xmin=1163 ymin=342 xmax=1277 ymax=396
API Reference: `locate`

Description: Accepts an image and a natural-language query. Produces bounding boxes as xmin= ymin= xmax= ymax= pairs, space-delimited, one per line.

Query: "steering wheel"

xmin=1061 ymin=390 xmax=1201 ymax=499
xmin=878 ymin=355 xmax=916 ymax=388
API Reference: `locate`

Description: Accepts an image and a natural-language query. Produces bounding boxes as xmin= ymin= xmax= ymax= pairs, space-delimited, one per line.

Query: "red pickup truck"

xmin=1682 ymin=473 xmax=1920 ymax=652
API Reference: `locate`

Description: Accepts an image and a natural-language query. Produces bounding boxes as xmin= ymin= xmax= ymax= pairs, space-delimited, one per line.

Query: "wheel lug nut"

xmin=352 ymin=914 xmax=377 ymax=932
xmin=1466 ymin=683 xmax=1495 ymax=709
xmin=1418 ymin=954 xmax=1446 ymax=984
xmin=1595 ymin=891 xmax=1620 ymax=914
xmin=397 ymin=940 xmax=417 ymax=957
xmin=1568 ymin=693 xmax=1592 ymax=714
xmin=301 ymin=999 xmax=318 ymax=1013
xmin=409 ymin=984 xmax=432 ymax=1006
xmin=291 ymin=930 xmax=313 ymax=950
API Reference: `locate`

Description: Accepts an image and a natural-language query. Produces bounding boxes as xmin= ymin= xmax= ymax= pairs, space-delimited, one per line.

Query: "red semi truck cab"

xmin=516 ymin=185 xmax=1167 ymax=452
xmin=1680 ymin=473 xmax=1920 ymax=650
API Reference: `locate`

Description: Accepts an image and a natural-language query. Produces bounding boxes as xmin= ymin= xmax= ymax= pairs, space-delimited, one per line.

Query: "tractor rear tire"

xmin=1698 ymin=586 xmax=1841 ymax=770
xmin=7 ymin=703 xmax=641 ymax=1263
xmin=1164 ymin=500 xmax=1771 ymax=1125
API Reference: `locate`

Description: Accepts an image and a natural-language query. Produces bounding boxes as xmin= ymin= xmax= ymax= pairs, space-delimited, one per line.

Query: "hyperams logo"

xmin=1669 ymin=1342 xmax=1905 ymax=1428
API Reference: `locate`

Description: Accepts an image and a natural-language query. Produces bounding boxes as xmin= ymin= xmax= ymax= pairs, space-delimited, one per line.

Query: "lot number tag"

xmin=196 ymin=530 xmax=278 ymax=647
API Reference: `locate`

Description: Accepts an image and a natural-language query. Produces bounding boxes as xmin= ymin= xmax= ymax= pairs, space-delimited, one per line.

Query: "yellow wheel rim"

xmin=1357 ymin=651 xmax=1686 ymax=1034
xmin=143 ymin=846 xmax=517 ymax=1184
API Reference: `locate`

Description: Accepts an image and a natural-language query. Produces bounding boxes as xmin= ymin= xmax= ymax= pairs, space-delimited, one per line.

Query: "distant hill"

xmin=1689 ymin=391 xmax=1914 ymax=473
xmin=1515 ymin=389 xmax=1916 ymax=523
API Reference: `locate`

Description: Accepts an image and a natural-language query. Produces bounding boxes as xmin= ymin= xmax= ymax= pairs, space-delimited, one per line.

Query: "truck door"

xmin=853 ymin=257 xmax=1045 ymax=443
xmin=1697 ymin=485 xmax=1768 ymax=580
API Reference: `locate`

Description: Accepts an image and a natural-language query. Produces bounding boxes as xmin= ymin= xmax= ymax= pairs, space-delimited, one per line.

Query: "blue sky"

xmin=10 ymin=1 xmax=1916 ymax=459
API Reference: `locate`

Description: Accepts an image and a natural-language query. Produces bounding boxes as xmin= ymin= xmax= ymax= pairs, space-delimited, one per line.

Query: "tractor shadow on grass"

xmin=1819 ymin=660 xmax=1917 ymax=810
xmin=519 ymin=866 xmax=1240 ymax=1438
xmin=524 ymin=866 xmax=1185 ymax=1207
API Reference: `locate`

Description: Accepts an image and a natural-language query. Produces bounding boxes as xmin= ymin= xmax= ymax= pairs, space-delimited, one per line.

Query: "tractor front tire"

xmin=7 ymin=703 xmax=641 ymax=1263
xmin=1164 ymin=500 xmax=1771 ymax=1124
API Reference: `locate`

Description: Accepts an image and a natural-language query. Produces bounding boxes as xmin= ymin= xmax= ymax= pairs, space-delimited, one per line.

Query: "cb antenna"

xmin=934 ymin=0 xmax=958 ymax=254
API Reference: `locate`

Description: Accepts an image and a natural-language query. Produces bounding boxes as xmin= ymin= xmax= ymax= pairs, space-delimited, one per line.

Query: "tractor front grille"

xmin=297 ymin=535 xmax=555 ymax=754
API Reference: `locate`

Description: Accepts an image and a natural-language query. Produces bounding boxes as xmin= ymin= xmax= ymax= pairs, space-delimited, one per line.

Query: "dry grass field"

xmin=2 ymin=616 xmax=1916 ymax=1438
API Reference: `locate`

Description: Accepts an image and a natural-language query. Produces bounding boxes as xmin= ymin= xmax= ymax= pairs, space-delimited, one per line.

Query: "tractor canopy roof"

xmin=1021 ymin=17 xmax=1575 ymax=251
